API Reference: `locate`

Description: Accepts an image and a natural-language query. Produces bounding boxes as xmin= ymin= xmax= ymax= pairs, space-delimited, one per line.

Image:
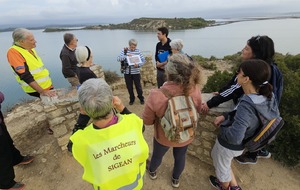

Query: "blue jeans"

xmin=149 ymin=138 xmax=188 ymax=179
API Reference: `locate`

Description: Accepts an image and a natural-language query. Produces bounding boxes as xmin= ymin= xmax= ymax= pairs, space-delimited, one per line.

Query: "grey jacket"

xmin=218 ymin=93 xmax=280 ymax=150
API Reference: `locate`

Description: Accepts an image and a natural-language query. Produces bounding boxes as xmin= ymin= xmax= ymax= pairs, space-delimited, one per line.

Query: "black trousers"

xmin=0 ymin=123 xmax=23 ymax=189
xmin=157 ymin=69 xmax=166 ymax=88
xmin=124 ymin=74 xmax=144 ymax=102
xmin=149 ymin=138 xmax=188 ymax=179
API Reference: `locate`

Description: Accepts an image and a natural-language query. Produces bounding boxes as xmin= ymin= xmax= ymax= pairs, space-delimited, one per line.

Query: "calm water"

xmin=1 ymin=18 xmax=300 ymax=109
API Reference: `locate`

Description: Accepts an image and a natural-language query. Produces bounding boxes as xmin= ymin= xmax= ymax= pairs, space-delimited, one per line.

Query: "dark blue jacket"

xmin=270 ymin=63 xmax=283 ymax=104
xmin=218 ymin=94 xmax=280 ymax=150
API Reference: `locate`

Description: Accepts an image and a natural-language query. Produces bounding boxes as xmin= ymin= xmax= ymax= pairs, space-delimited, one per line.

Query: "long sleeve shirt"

xmin=60 ymin=44 xmax=78 ymax=78
xmin=7 ymin=47 xmax=36 ymax=84
xmin=143 ymin=82 xmax=202 ymax=147
xmin=117 ymin=48 xmax=145 ymax=75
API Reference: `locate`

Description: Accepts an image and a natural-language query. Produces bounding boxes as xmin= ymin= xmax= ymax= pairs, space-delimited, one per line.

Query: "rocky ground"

xmin=8 ymin=61 xmax=300 ymax=190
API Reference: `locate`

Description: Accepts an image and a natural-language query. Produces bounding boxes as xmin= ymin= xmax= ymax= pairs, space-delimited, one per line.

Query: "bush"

xmin=202 ymin=70 xmax=233 ymax=93
xmin=200 ymin=61 xmax=217 ymax=70
xmin=191 ymin=55 xmax=208 ymax=62
xmin=191 ymin=55 xmax=217 ymax=70
xmin=268 ymin=56 xmax=300 ymax=166
xmin=269 ymin=115 xmax=300 ymax=166
xmin=209 ymin=56 xmax=218 ymax=61
xmin=104 ymin=70 xmax=120 ymax=85
xmin=284 ymin=54 xmax=300 ymax=72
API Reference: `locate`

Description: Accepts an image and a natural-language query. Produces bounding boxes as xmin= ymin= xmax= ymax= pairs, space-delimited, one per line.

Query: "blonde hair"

xmin=166 ymin=53 xmax=202 ymax=96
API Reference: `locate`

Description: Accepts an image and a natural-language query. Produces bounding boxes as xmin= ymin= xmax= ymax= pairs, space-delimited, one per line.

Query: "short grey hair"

xmin=78 ymin=78 xmax=113 ymax=120
xmin=129 ymin=39 xmax=138 ymax=46
xmin=12 ymin=28 xmax=32 ymax=45
xmin=63 ymin=33 xmax=75 ymax=45
xmin=170 ymin=39 xmax=184 ymax=51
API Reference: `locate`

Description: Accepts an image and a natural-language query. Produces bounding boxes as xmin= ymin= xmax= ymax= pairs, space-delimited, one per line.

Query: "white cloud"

xmin=0 ymin=0 xmax=299 ymax=26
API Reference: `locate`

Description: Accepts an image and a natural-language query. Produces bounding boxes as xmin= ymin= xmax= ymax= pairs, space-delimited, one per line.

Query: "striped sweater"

xmin=117 ymin=48 xmax=145 ymax=75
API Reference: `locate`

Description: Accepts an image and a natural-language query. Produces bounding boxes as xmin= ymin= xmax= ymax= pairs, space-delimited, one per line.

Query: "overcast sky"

xmin=1 ymin=0 xmax=300 ymax=27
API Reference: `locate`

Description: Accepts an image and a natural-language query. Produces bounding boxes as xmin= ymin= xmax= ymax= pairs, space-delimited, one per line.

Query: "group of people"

xmin=0 ymin=26 xmax=283 ymax=190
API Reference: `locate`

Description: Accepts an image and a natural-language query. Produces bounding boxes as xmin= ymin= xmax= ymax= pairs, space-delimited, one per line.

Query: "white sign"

xmin=126 ymin=55 xmax=142 ymax=66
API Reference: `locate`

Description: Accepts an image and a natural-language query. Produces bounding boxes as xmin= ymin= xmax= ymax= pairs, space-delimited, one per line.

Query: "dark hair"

xmin=157 ymin=27 xmax=169 ymax=37
xmin=247 ymin=35 xmax=275 ymax=64
xmin=240 ymin=59 xmax=273 ymax=99
xmin=63 ymin=33 xmax=75 ymax=45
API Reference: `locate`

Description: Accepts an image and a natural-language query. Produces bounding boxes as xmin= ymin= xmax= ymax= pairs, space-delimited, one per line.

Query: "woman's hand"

xmin=40 ymin=90 xmax=56 ymax=97
xmin=201 ymin=102 xmax=209 ymax=114
xmin=214 ymin=115 xmax=225 ymax=127
xmin=113 ymin=96 xmax=125 ymax=112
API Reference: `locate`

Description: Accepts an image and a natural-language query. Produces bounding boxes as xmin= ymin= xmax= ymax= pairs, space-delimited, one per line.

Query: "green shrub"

xmin=104 ymin=70 xmax=120 ymax=85
xmin=202 ymin=70 xmax=233 ymax=93
xmin=269 ymin=56 xmax=300 ymax=166
xmin=284 ymin=54 xmax=300 ymax=72
xmin=191 ymin=55 xmax=217 ymax=70
xmin=191 ymin=55 xmax=208 ymax=62
xmin=223 ymin=53 xmax=242 ymax=73
xmin=200 ymin=61 xmax=217 ymax=70
xmin=223 ymin=53 xmax=242 ymax=62
xmin=209 ymin=56 xmax=218 ymax=61
xmin=269 ymin=115 xmax=300 ymax=166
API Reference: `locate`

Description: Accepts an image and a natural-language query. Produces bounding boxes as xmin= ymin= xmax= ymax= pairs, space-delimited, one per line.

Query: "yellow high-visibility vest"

xmin=70 ymin=114 xmax=149 ymax=190
xmin=11 ymin=45 xmax=52 ymax=93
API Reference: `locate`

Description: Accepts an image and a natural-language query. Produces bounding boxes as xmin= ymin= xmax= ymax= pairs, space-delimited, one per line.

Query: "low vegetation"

xmin=192 ymin=55 xmax=217 ymax=70
xmin=104 ymin=70 xmax=120 ymax=85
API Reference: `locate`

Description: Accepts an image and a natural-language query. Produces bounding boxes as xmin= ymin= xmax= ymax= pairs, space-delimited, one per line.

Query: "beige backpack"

xmin=160 ymin=88 xmax=199 ymax=143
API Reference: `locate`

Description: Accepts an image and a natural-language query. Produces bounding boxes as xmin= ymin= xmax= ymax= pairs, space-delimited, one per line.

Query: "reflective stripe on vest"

xmin=11 ymin=45 xmax=52 ymax=93
xmin=19 ymin=75 xmax=50 ymax=86
xmin=12 ymin=66 xmax=45 ymax=76
xmin=30 ymin=66 xmax=46 ymax=74
xmin=70 ymin=114 xmax=149 ymax=190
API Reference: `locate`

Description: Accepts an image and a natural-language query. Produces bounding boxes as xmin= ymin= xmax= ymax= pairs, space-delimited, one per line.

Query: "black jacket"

xmin=207 ymin=62 xmax=283 ymax=108
xmin=60 ymin=45 xmax=78 ymax=78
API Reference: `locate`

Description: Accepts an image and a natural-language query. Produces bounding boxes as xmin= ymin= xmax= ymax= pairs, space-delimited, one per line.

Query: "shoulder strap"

xmin=160 ymin=87 xmax=187 ymax=99
xmin=160 ymin=88 xmax=173 ymax=99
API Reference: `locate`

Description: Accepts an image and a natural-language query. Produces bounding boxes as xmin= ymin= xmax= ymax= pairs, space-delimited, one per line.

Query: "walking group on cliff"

xmin=0 ymin=26 xmax=283 ymax=190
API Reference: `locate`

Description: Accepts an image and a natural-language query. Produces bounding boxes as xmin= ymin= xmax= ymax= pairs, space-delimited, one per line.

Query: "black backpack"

xmin=244 ymin=110 xmax=284 ymax=152
xmin=120 ymin=48 xmax=128 ymax=74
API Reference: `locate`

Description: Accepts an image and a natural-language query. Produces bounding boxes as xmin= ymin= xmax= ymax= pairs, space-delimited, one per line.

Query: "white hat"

xmin=75 ymin=46 xmax=91 ymax=64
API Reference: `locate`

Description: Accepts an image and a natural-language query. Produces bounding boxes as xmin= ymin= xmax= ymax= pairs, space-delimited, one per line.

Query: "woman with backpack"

xmin=209 ymin=59 xmax=280 ymax=190
xmin=142 ymin=53 xmax=202 ymax=188
xmin=201 ymin=35 xmax=283 ymax=164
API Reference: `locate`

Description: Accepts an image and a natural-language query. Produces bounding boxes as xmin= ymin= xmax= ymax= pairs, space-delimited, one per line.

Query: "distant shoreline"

xmin=1 ymin=16 xmax=299 ymax=33
xmin=211 ymin=15 xmax=300 ymax=26
xmin=43 ymin=16 xmax=300 ymax=32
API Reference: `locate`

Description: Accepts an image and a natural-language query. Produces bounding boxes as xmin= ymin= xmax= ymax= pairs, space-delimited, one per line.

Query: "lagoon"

xmin=1 ymin=18 xmax=300 ymax=109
